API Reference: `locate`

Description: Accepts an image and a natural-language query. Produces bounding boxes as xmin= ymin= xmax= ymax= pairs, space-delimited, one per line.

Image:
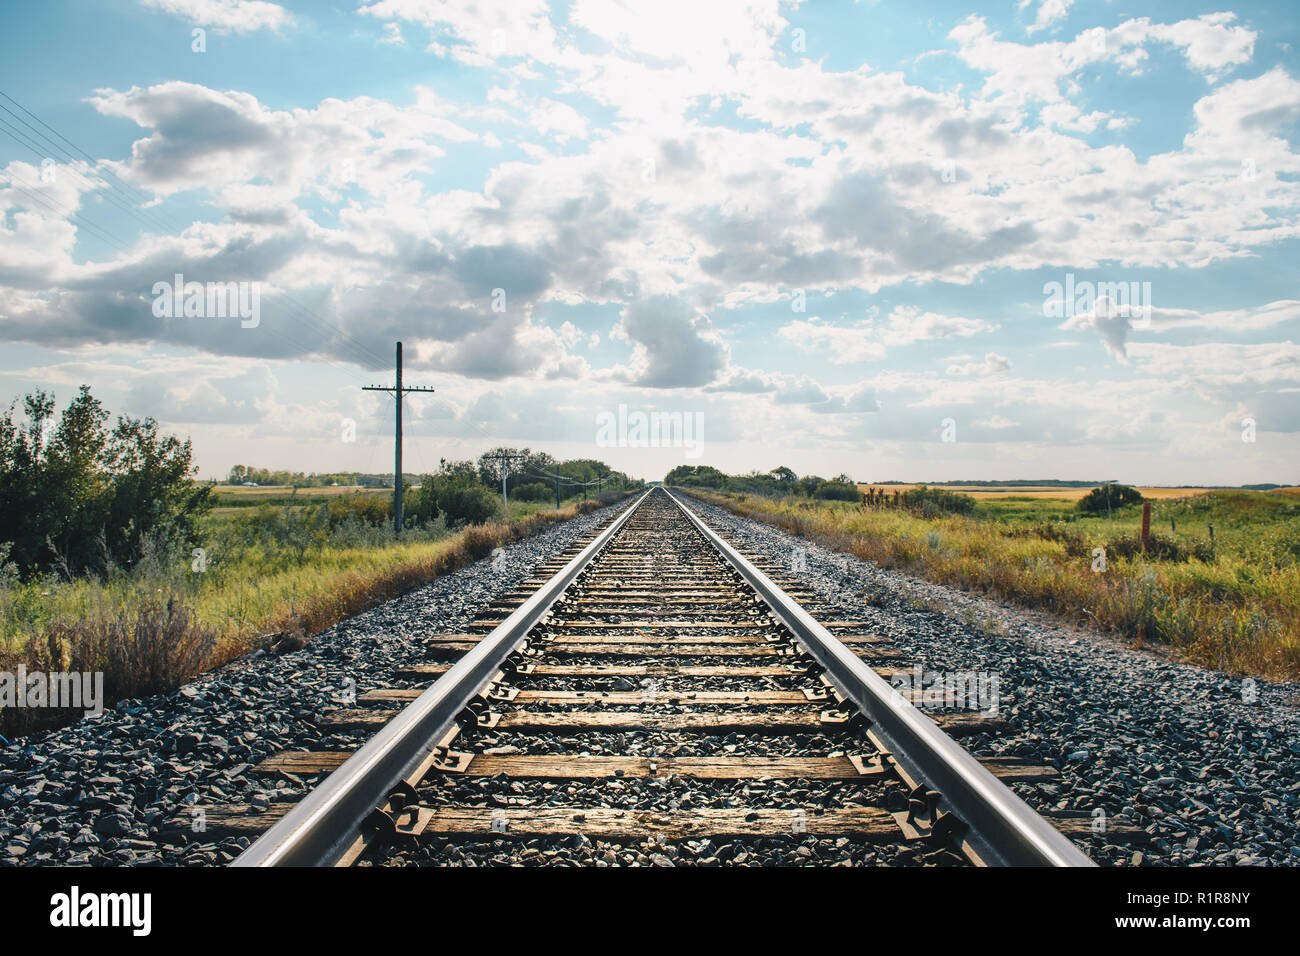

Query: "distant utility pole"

xmin=534 ymin=467 xmax=570 ymax=510
xmin=488 ymin=451 xmax=526 ymax=510
xmin=362 ymin=341 xmax=435 ymax=535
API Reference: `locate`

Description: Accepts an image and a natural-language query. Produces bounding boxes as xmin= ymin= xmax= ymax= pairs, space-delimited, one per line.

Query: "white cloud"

xmin=778 ymin=307 xmax=994 ymax=365
xmin=139 ymin=0 xmax=292 ymax=33
xmin=1023 ymin=0 xmax=1074 ymax=36
xmin=947 ymin=352 xmax=1013 ymax=376
xmin=610 ymin=297 xmax=728 ymax=388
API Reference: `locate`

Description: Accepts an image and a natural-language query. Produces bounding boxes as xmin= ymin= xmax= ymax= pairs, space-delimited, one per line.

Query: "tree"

xmin=0 ymin=387 xmax=211 ymax=577
xmin=101 ymin=415 xmax=211 ymax=568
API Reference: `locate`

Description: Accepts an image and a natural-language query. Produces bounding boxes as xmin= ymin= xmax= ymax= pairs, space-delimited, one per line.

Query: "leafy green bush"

xmin=0 ymin=387 xmax=211 ymax=577
xmin=439 ymin=482 xmax=501 ymax=527
xmin=815 ymin=480 xmax=860 ymax=501
xmin=1077 ymin=483 xmax=1144 ymax=514
xmin=511 ymin=482 xmax=551 ymax=502
xmin=416 ymin=465 xmax=501 ymax=527
xmin=1103 ymin=532 xmax=1215 ymax=563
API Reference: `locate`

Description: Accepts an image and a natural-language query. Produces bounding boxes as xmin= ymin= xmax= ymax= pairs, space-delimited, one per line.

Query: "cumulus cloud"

xmin=611 ymin=297 xmax=728 ymax=388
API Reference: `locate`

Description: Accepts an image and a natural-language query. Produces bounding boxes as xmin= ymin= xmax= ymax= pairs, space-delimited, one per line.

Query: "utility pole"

xmin=362 ymin=341 xmax=435 ymax=535
xmin=488 ymin=451 xmax=526 ymax=511
xmin=534 ymin=467 xmax=570 ymax=510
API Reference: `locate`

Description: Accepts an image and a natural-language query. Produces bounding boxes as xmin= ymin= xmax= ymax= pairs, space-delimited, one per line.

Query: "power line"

xmin=0 ymin=89 xmax=393 ymax=372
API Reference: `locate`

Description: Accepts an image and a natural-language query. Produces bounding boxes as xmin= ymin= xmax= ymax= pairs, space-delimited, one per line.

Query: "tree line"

xmin=406 ymin=449 xmax=636 ymax=526
xmin=224 ymin=466 xmax=392 ymax=488
xmin=664 ymin=464 xmax=861 ymax=500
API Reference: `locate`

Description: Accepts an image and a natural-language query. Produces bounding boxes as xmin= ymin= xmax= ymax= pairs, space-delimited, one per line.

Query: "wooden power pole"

xmin=362 ymin=341 xmax=435 ymax=534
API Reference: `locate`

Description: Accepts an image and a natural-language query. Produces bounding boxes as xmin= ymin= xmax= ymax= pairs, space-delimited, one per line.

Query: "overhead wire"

xmin=0 ymin=89 xmax=394 ymax=371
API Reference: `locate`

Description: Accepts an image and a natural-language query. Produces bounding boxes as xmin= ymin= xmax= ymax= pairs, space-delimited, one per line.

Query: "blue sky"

xmin=0 ymin=0 xmax=1297 ymax=484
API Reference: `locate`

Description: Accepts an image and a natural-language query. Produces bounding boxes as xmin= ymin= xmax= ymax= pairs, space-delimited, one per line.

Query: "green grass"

xmin=691 ymin=488 xmax=1300 ymax=680
xmin=0 ymin=491 xmax=632 ymax=736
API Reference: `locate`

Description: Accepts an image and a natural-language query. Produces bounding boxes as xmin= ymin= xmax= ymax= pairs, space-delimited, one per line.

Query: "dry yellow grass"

xmin=856 ymin=484 xmax=1222 ymax=501
xmin=697 ymin=487 xmax=1300 ymax=680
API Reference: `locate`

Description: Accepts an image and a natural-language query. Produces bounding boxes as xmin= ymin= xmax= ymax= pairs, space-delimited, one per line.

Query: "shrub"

xmin=1078 ymin=483 xmax=1144 ymax=514
xmin=438 ymin=480 xmax=501 ymax=527
xmin=0 ymin=386 xmax=211 ymax=578
xmin=1102 ymin=532 xmax=1215 ymax=563
xmin=815 ymin=480 xmax=861 ymax=501
xmin=326 ymin=494 xmax=390 ymax=529
xmin=407 ymin=480 xmax=439 ymax=526
xmin=511 ymin=482 xmax=551 ymax=503
xmin=901 ymin=485 xmax=976 ymax=515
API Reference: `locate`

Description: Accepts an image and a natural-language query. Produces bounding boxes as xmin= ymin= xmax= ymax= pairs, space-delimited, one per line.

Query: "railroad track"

xmin=200 ymin=487 xmax=1128 ymax=867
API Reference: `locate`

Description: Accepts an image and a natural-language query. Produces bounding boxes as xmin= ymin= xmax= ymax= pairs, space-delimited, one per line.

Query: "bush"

xmin=1103 ymin=532 xmax=1215 ymax=563
xmin=0 ymin=386 xmax=211 ymax=578
xmin=407 ymin=480 xmax=439 ymax=526
xmin=901 ymin=485 xmax=976 ymax=515
xmin=1078 ymin=483 xmax=1144 ymax=514
xmin=326 ymin=494 xmax=391 ymax=529
xmin=438 ymin=480 xmax=501 ymax=527
xmin=511 ymin=482 xmax=551 ymax=503
xmin=815 ymin=480 xmax=860 ymax=501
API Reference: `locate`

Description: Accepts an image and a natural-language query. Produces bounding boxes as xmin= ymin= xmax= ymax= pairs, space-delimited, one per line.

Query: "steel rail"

xmin=233 ymin=489 xmax=652 ymax=867
xmin=668 ymin=489 xmax=1096 ymax=867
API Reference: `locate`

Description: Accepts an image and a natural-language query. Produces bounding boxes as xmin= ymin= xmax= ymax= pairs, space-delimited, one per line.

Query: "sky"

xmin=0 ymin=0 xmax=1297 ymax=485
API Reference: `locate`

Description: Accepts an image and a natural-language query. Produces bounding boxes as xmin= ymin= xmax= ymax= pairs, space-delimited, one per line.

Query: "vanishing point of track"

xmin=224 ymin=488 xmax=1100 ymax=867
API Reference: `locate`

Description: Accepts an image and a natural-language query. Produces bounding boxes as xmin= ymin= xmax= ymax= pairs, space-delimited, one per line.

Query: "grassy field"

xmin=206 ymin=485 xmax=392 ymax=519
xmin=858 ymin=483 xmax=1229 ymax=501
xmin=204 ymin=484 xmax=571 ymax=521
xmin=689 ymin=487 xmax=1300 ymax=680
xmin=0 ymin=490 xmax=631 ymax=736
